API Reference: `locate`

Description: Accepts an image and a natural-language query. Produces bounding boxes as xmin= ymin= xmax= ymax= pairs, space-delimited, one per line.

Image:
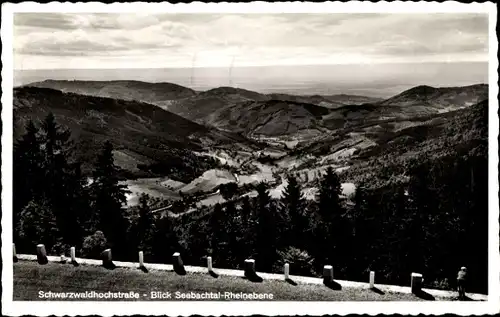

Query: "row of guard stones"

xmin=13 ymin=243 xmax=425 ymax=293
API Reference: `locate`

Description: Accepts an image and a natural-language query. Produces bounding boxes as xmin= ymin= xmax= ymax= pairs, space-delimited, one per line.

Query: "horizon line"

xmin=14 ymin=60 xmax=488 ymax=72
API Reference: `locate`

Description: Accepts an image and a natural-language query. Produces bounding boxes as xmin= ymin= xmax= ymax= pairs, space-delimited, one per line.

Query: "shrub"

xmin=81 ymin=231 xmax=108 ymax=259
xmin=274 ymin=247 xmax=316 ymax=277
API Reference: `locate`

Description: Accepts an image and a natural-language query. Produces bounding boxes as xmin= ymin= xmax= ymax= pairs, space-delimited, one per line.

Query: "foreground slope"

xmin=14 ymin=261 xmax=466 ymax=301
xmin=13 ymin=87 xmax=256 ymax=182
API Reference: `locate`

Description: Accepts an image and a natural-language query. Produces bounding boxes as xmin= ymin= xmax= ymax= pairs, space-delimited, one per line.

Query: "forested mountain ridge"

xmin=378 ymin=84 xmax=488 ymax=111
xmin=340 ymin=98 xmax=488 ymax=188
xmin=25 ymin=80 xmax=488 ymax=140
xmin=13 ymin=86 xmax=259 ymax=181
xmin=27 ymin=79 xmax=197 ymax=103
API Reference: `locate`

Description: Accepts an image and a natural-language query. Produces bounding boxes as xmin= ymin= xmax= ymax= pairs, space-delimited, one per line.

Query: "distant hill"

xmin=268 ymin=93 xmax=382 ymax=108
xmin=320 ymin=84 xmax=488 ymax=130
xmin=323 ymin=94 xmax=384 ymax=106
xmin=27 ymin=80 xmax=197 ymax=104
xmin=201 ymin=86 xmax=269 ymax=101
xmin=25 ymin=80 xmax=488 ymax=140
xmin=13 ymin=86 xmax=257 ymax=182
xmin=378 ymin=84 xmax=488 ymax=112
xmin=203 ymin=99 xmax=332 ymax=137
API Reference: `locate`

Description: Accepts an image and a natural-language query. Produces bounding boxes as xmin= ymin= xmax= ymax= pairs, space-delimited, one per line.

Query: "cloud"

xmin=14 ymin=13 xmax=80 ymax=30
xmin=13 ymin=13 xmax=489 ymax=69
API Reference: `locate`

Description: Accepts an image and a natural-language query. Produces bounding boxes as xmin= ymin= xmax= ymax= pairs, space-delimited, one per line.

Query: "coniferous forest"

xmin=13 ymin=102 xmax=488 ymax=294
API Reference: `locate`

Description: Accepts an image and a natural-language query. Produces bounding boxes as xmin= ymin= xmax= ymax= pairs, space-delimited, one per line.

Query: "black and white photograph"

xmin=1 ymin=2 xmax=499 ymax=316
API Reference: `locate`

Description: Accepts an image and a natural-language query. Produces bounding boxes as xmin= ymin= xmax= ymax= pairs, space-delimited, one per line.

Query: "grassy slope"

xmin=15 ymin=261 xmax=440 ymax=301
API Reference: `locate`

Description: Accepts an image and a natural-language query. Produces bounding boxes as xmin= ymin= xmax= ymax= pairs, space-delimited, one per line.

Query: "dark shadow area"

xmin=139 ymin=265 xmax=149 ymax=273
xmin=323 ymin=279 xmax=342 ymax=290
xmin=243 ymin=271 xmax=263 ymax=283
xmin=209 ymin=270 xmax=219 ymax=278
xmin=413 ymin=290 xmax=435 ymax=301
xmin=174 ymin=265 xmax=187 ymax=276
xmin=371 ymin=287 xmax=385 ymax=295
xmin=71 ymin=260 xmax=80 ymax=267
xmin=60 ymin=259 xmax=67 ymax=264
xmin=285 ymin=278 xmax=297 ymax=286
xmin=102 ymin=261 xmax=116 ymax=270
xmin=13 ymin=256 xmax=18 ymax=263
xmin=37 ymin=256 xmax=48 ymax=265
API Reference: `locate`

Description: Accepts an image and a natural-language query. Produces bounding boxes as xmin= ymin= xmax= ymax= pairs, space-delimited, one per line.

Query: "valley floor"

xmin=13 ymin=261 xmax=467 ymax=301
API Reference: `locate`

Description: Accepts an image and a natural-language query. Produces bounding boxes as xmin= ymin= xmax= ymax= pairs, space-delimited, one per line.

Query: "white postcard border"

xmin=2 ymin=2 xmax=499 ymax=316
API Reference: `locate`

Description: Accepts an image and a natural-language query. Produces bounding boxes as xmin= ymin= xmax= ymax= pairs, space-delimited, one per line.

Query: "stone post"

xmin=323 ymin=265 xmax=334 ymax=283
xmin=101 ymin=249 xmax=112 ymax=267
xmin=173 ymin=252 xmax=184 ymax=272
xmin=411 ymin=272 xmax=423 ymax=293
xmin=139 ymin=251 xmax=144 ymax=267
xmin=284 ymin=263 xmax=290 ymax=279
xmin=369 ymin=271 xmax=375 ymax=288
xmin=244 ymin=259 xmax=256 ymax=277
xmin=36 ymin=244 xmax=48 ymax=265
xmin=70 ymin=247 xmax=76 ymax=262
xmin=13 ymin=243 xmax=18 ymax=263
xmin=207 ymin=256 xmax=213 ymax=272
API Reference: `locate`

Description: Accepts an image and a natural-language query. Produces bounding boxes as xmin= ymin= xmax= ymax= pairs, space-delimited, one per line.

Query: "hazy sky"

xmin=14 ymin=13 xmax=489 ymax=70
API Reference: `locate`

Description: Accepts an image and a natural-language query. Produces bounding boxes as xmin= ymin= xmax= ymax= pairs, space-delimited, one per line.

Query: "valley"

xmin=16 ymin=80 xmax=488 ymax=212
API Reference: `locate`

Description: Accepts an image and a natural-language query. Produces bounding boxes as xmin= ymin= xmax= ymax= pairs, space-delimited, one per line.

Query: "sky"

xmin=13 ymin=13 xmax=489 ymax=70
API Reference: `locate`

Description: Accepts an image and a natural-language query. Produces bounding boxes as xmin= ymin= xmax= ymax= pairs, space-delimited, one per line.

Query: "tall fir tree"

xmin=209 ymin=203 xmax=226 ymax=257
xmin=255 ymin=182 xmax=278 ymax=272
xmin=280 ymin=175 xmax=307 ymax=248
xmin=315 ymin=167 xmax=351 ymax=275
xmin=91 ymin=140 xmax=130 ymax=259
xmin=136 ymin=193 xmax=155 ymax=255
xmin=39 ymin=113 xmax=82 ymax=246
xmin=13 ymin=120 xmax=44 ymax=242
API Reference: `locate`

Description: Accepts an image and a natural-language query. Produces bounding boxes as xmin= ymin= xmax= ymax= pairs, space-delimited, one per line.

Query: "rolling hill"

xmin=27 ymin=79 xmax=197 ymax=104
xmin=268 ymin=93 xmax=383 ymax=108
xmin=292 ymin=98 xmax=489 ymax=188
xmin=13 ymin=86 xmax=259 ymax=182
xmin=378 ymin=84 xmax=488 ymax=112
xmin=204 ymin=99 xmax=332 ymax=137
xmin=23 ymin=80 xmax=488 ymax=141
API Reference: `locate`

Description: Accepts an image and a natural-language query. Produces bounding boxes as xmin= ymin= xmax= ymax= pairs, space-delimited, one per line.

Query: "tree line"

xmin=14 ymin=113 xmax=130 ymax=259
xmin=13 ymin=113 xmax=488 ymax=294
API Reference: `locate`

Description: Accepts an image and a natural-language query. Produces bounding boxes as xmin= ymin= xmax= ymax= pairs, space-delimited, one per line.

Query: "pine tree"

xmin=151 ymin=214 xmax=178 ymax=264
xmin=280 ymin=175 xmax=307 ymax=248
xmin=13 ymin=120 xmax=44 ymax=240
xmin=255 ymin=182 xmax=278 ymax=272
xmin=91 ymin=140 xmax=130 ymax=259
xmin=241 ymin=195 xmax=252 ymax=224
xmin=136 ymin=193 xmax=155 ymax=254
xmin=224 ymin=200 xmax=244 ymax=267
xmin=317 ymin=167 xmax=342 ymax=221
xmin=351 ymin=182 xmax=370 ymax=274
xmin=39 ymin=113 xmax=81 ymax=246
xmin=209 ymin=203 xmax=225 ymax=256
xmin=315 ymin=167 xmax=351 ymax=274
